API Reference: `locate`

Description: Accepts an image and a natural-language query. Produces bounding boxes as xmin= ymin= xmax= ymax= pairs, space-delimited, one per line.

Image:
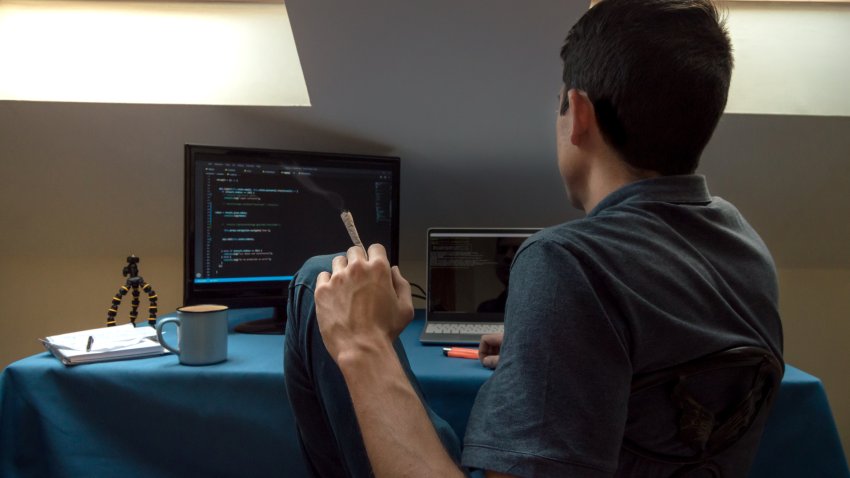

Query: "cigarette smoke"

xmin=288 ymin=163 xmax=367 ymax=256
xmin=292 ymin=168 xmax=345 ymax=211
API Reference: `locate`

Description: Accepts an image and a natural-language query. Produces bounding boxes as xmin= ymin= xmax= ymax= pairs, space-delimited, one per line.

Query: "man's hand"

xmin=314 ymin=243 xmax=414 ymax=365
xmin=479 ymin=333 xmax=504 ymax=369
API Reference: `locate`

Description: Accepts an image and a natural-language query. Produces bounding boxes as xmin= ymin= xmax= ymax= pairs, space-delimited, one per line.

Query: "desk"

xmin=1 ymin=310 xmax=848 ymax=477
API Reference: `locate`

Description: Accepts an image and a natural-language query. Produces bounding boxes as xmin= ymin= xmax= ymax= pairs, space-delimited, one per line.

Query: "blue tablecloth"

xmin=1 ymin=310 xmax=847 ymax=477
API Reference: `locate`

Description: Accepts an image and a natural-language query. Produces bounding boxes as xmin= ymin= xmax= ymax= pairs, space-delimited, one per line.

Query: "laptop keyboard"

xmin=424 ymin=323 xmax=504 ymax=335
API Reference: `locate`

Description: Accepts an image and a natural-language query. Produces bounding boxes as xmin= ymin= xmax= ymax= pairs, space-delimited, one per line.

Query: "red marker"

xmin=442 ymin=347 xmax=479 ymax=360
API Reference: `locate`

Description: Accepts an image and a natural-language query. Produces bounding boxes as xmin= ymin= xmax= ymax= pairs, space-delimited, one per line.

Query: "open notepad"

xmin=40 ymin=324 xmax=169 ymax=366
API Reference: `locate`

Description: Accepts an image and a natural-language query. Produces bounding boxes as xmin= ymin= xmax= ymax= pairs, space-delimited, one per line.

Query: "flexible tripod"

xmin=107 ymin=255 xmax=158 ymax=327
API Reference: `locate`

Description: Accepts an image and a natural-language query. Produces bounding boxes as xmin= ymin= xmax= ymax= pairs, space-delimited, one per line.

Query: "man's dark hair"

xmin=560 ymin=0 xmax=733 ymax=175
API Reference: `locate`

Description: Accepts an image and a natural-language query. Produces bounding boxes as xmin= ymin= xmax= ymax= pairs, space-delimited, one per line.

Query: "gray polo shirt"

xmin=461 ymin=175 xmax=783 ymax=477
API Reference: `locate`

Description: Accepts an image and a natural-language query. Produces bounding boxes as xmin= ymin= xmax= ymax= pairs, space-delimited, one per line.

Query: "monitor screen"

xmin=427 ymin=229 xmax=539 ymax=323
xmin=184 ymin=145 xmax=400 ymax=332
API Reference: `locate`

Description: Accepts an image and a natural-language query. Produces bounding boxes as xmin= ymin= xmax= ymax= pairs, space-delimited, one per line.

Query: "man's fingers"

xmin=391 ymin=266 xmax=413 ymax=309
xmin=331 ymin=254 xmax=348 ymax=274
xmin=347 ymin=245 xmax=367 ymax=263
xmin=316 ymin=270 xmax=331 ymax=286
xmin=367 ymin=243 xmax=388 ymax=262
xmin=479 ymin=333 xmax=504 ymax=369
xmin=479 ymin=333 xmax=504 ymax=353
xmin=391 ymin=265 xmax=409 ymax=292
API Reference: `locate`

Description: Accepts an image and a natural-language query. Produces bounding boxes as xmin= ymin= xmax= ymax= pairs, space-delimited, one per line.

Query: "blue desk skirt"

xmin=1 ymin=310 xmax=848 ymax=477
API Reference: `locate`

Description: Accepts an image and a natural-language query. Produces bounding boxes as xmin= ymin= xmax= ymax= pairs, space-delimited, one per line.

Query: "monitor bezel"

xmin=183 ymin=144 xmax=401 ymax=310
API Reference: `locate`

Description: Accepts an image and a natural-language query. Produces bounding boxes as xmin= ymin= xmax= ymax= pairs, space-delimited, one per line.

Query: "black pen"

xmin=86 ymin=335 xmax=94 ymax=352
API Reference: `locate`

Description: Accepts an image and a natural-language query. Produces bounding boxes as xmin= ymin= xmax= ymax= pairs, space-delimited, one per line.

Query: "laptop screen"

xmin=427 ymin=228 xmax=539 ymax=323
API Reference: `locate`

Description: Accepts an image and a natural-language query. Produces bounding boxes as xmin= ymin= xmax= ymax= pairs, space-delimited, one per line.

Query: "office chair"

xmin=623 ymin=346 xmax=783 ymax=477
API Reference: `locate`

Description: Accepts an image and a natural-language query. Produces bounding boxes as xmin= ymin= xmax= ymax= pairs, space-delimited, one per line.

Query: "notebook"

xmin=40 ymin=324 xmax=168 ymax=366
xmin=420 ymin=227 xmax=540 ymax=345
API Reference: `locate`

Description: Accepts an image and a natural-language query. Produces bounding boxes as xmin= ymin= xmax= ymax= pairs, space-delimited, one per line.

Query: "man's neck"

xmin=581 ymin=156 xmax=660 ymax=213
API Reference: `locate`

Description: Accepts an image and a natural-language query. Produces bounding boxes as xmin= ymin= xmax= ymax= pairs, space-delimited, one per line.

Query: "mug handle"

xmin=156 ymin=317 xmax=181 ymax=355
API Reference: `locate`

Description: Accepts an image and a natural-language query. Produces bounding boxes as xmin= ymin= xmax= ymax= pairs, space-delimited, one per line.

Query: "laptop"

xmin=420 ymin=227 xmax=540 ymax=345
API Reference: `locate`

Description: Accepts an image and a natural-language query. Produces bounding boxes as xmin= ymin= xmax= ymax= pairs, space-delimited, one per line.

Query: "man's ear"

xmin=567 ymin=88 xmax=595 ymax=147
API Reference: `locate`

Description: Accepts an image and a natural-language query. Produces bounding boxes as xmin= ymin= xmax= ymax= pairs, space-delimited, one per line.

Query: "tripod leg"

xmin=107 ymin=285 xmax=129 ymax=327
xmin=143 ymin=282 xmax=158 ymax=327
xmin=129 ymin=284 xmax=141 ymax=327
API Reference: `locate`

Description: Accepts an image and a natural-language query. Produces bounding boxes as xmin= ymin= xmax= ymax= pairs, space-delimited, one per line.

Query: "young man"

xmin=283 ymin=0 xmax=784 ymax=476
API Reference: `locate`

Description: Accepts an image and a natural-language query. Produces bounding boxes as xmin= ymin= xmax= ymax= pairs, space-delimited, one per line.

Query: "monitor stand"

xmin=234 ymin=306 xmax=286 ymax=335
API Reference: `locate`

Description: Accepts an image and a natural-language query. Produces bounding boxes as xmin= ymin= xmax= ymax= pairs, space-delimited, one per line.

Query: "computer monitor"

xmin=184 ymin=144 xmax=400 ymax=334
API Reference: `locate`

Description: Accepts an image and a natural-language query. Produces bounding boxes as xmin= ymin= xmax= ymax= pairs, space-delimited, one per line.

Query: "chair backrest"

xmin=623 ymin=346 xmax=783 ymax=477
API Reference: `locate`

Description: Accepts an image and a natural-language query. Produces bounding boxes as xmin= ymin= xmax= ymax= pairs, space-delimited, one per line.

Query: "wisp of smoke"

xmin=287 ymin=163 xmax=366 ymax=257
xmin=292 ymin=169 xmax=345 ymax=211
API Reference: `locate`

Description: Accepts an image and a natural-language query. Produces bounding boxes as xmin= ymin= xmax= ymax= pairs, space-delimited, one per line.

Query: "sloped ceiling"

xmin=1 ymin=0 xmax=845 ymax=272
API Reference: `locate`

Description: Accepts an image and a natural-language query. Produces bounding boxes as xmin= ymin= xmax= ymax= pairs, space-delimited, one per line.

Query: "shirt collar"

xmin=588 ymin=175 xmax=712 ymax=217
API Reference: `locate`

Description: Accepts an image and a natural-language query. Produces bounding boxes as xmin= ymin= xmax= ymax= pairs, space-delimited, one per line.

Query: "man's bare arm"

xmin=337 ymin=338 xmax=464 ymax=477
xmin=315 ymin=244 xmax=464 ymax=478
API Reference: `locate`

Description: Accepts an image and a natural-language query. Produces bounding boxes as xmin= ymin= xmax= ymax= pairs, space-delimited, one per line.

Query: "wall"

xmin=777 ymin=268 xmax=850 ymax=460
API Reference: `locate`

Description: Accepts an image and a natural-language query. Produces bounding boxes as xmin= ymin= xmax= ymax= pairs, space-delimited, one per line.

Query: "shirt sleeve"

xmin=461 ymin=237 xmax=632 ymax=477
